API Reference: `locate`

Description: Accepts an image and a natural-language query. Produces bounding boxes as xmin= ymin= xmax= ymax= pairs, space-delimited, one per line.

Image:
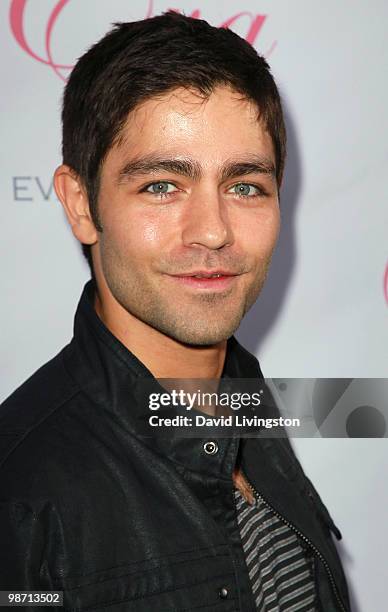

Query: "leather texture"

xmin=0 ymin=280 xmax=352 ymax=611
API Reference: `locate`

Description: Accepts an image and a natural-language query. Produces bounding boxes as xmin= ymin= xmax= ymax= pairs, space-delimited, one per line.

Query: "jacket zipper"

xmin=240 ymin=467 xmax=347 ymax=612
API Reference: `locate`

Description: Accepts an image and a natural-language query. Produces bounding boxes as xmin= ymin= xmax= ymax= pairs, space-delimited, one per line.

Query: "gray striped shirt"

xmin=234 ymin=486 xmax=317 ymax=611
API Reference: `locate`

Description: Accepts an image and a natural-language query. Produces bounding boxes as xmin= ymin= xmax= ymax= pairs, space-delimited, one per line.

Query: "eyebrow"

xmin=116 ymin=154 xmax=276 ymax=184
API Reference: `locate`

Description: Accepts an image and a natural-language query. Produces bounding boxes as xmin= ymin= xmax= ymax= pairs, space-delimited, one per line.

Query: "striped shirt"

xmin=234 ymin=486 xmax=317 ymax=611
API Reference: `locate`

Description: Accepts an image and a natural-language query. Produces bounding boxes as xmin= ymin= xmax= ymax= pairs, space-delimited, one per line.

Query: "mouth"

xmin=166 ymin=270 xmax=241 ymax=291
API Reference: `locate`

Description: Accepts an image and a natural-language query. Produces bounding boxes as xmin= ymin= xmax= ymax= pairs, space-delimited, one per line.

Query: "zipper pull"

xmin=307 ymin=489 xmax=343 ymax=541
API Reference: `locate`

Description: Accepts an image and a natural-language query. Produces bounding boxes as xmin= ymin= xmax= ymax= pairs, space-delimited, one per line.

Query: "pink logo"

xmin=9 ymin=0 xmax=276 ymax=81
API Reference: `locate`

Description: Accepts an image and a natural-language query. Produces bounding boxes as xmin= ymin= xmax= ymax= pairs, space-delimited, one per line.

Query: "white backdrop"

xmin=1 ymin=1 xmax=387 ymax=609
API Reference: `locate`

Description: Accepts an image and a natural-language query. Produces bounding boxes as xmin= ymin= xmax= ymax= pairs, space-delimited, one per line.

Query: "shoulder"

xmin=0 ymin=346 xmax=80 ymax=483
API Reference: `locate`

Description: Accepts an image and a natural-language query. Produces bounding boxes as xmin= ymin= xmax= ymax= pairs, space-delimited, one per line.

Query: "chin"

xmin=165 ymin=320 xmax=241 ymax=347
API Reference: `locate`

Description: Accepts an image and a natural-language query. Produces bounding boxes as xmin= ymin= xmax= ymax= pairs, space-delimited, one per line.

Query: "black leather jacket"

xmin=0 ymin=280 xmax=351 ymax=611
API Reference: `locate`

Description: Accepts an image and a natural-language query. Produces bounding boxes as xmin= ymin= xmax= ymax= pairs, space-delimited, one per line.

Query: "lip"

xmin=170 ymin=269 xmax=238 ymax=277
xmin=166 ymin=270 xmax=240 ymax=291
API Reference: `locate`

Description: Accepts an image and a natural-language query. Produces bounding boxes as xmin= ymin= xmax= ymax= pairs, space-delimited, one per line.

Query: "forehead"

xmin=107 ymin=85 xmax=275 ymax=171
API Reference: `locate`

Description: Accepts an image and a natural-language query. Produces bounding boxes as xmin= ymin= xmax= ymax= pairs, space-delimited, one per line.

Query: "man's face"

xmin=94 ymin=85 xmax=280 ymax=345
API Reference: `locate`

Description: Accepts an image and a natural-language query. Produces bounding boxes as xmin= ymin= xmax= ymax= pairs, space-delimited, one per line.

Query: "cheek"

xmin=103 ymin=207 xmax=169 ymax=261
xmin=235 ymin=207 xmax=280 ymax=257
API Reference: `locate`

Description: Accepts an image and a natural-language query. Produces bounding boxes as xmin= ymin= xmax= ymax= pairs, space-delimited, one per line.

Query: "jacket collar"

xmin=63 ymin=280 xmax=264 ymax=480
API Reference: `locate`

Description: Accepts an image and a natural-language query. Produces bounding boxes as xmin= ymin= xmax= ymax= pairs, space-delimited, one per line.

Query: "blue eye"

xmin=144 ymin=181 xmax=176 ymax=197
xmin=231 ymin=183 xmax=263 ymax=197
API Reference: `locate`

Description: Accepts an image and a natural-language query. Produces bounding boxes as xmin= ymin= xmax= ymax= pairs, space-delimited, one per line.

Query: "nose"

xmin=181 ymin=187 xmax=234 ymax=250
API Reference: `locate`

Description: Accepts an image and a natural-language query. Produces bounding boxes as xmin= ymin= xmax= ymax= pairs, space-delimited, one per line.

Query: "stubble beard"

xmin=104 ymin=266 xmax=270 ymax=347
xmin=99 ymin=236 xmax=273 ymax=347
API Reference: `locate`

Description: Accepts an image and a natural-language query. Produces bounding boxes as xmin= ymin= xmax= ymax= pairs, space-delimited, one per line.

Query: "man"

xmin=0 ymin=12 xmax=351 ymax=611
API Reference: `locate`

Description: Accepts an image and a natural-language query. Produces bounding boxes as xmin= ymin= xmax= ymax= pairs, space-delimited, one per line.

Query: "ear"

xmin=54 ymin=165 xmax=98 ymax=245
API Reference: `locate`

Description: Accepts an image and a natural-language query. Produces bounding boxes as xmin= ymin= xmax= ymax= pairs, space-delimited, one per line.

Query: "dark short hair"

xmin=61 ymin=11 xmax=286 ymax=275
